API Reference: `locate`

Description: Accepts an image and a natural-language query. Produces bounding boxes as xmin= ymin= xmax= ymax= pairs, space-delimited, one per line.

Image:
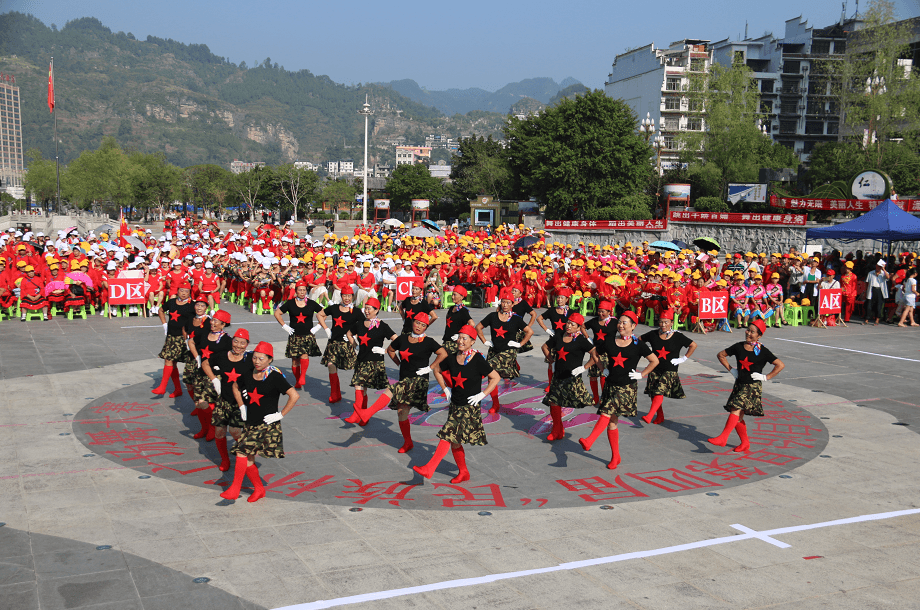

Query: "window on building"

xmin=662 ymin=117 xmax=679 ymax=131
xmin=663 ymin=135 xmax=676 ymax=150
xmin=780 ymin=120 xmax=797 ymax=134
xmin=811 ymin=40 xmax=831 ymax=55
xmin=827 ymin=121 xmax=839 ymax=135
xmin=833 ymin=40 xmax=846 ymax=54
xmin=783 ymin=61 xmax=801 ymax=74
xmin=665 ymin=78 xmax=681 ymax=91
xmin=808 ymin=79 xmax=827 ymax=95
xmin=806 ymin=100 xmax=824 ymax=115
xmin=761 ymin=79 xmax=774 ymax=93
xmin=780 ymin=102 xmax=798 ymax=115
xmin=734 ymin=51 xmax=745 ymax=64
xmin=688 ymin=99 xmax=703 ymax=112
xmin=781 ymin=80 xmax=798 ymax=94
xmin=690 ymin=59 xmax=705 ymax=72
xmin=686 ymin=117 xmax=703 ymax=131
xmin=664 ymin=97 xmax=681 ymax=110
xmin=805 ymin=120 xmax=824 ymax=134
xmin=761 ymin=101 xmax=773 ymax=114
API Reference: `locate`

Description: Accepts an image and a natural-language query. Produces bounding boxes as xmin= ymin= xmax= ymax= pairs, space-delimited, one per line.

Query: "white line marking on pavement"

xmin=123 ymin=316 xmax=404 ymax=329
xmin=272 ymin=508 xmax=920 ymax=610
xmin=773 ymin=338 xmax=920 ymax=362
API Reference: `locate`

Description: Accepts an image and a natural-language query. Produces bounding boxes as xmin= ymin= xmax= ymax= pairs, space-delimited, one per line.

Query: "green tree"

xmin=276 ymin=164 xmax=318 ymax=221
xmin=449 ymin=135 xmax=512 ymax=202
xmin=504 ymin=89 xmax=654 ymax=220
xmin=61 ymin=137 xmax=134 ymax=209
xmin=321 ymin=178 xmax=357 ymax=216
xmin=385 ymin=164 xmax=444 ymax=212
xmin=23 ymin=148 xmax=57 ymax=206
xmin=128 ymin=152 xmax=182 ymax=219
xmin=232 ymin=166 xmax=267 ymax=220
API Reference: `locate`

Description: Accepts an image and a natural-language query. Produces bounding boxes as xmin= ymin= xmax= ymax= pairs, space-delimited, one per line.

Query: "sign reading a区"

xmin=818 ymin=289 xmax=842 ymax=316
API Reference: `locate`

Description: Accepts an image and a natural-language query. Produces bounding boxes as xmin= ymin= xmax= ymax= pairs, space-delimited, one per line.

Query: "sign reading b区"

xmin=818 ymin=289 xmax=842 ymax=315
xmin=108 ymin=278 xmax=146 ymax=305
xmin=698 ymin=290 xmax=729 ymax=320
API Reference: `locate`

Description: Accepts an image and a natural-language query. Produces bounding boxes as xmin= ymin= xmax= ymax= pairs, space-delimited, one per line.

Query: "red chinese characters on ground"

xmin=89 ymin=402 xmax=157 ymax=414
xmin=433 ymin=483 xmax=508 ymax=508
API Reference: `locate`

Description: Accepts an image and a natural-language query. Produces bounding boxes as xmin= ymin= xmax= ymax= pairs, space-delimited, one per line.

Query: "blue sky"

xmin=6 ymin=0 xmax=919 ymax=91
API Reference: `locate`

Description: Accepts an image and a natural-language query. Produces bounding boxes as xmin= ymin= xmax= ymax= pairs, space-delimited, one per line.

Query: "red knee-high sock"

xmin=169 ymin=367 xmax=183 ymax=398
xmin=220 ymin=456 xmax=249 ymax=499
xmin=215 ymin=437 xmax=230 ymax=471
xmin=329 ymin=372 xmax=341 ymax=403
xmin=205 ymin=404 xmax=216 ymax=441
xmin=545 ymin=365 xmax=553 ymax=393
xmin=589 ymin=377 xmax=600 ymax=404
xmin=600 ymin=376 xmax=606 ymax=392
xmin=292 ymin=364 xmax=302 ymax=389
xmin=579 ymin=414 xmax=611 ymax=451
xmin=398 ymin=419 xmax=414 ymax=453
xmin=606 ymin=428 xmax=621 ymax=470
xmin=451 ymin=445 xmax=469 ymax=483
xmin=298 ymin=358 xmax=308 ymax=386
xmin=547 ymin=405 xmax=564 ymax=441
xmin=654 ymin=406 xmax=665 ymax=425
xmin=359 ymin=393 xmax=391 ymax=424
xmin=246 ymin=463 xmax=265 ymax=503
xmin=413 ymin=439 xmax=450 ymax=479
xmin=733 ymin=420 xmax=750 ymax=452
xmin=708 ymin=413 xmax=740 ymax=447
xmin=193 ymin=406 xmax=211 ymax=439
xmin=488 ymin=388 xmax=501 ymax=414
xmin=361 ymin=391 xmax=368 ymax=410
xmin=153 ymin=364 xmax=174 ymax=395
xmin=642 ymin=395 xmax=664 ymax=424
xmin=344 ymin=389 xmax=364 ymax=423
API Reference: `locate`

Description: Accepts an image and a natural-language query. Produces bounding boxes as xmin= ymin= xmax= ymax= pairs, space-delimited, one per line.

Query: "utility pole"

xmin=358 ymin=95 xmax=373 ymax=225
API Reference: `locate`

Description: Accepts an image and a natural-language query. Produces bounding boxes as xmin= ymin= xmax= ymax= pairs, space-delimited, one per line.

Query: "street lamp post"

xmin=358 ymin=95 xmax=373 ymax=226
xmin=639 ymin=112 xmax=656 ymax=143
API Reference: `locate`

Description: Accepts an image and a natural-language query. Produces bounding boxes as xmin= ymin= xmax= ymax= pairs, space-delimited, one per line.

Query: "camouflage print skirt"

xmin=487 ymin=348 xmax=520 ymax=380
xmin=437 ymin=402 xmax=487 ymax=446
xmin=158 ymin=335 xmax=187 ymax=362
xmin=643 ymin=370 xmax=686 ymax=399
xmin=350 ymin=360 xmax=388 ymax=389
xmin=321 ymin=339 xmax=357 ymax=370
xmin=597 ymin=381 xmax=638 ymax=418
xmin=286 ymin=333 xmax=322 ymax=359
xmin=543 ymin=374 xmax=595 ymax=409
xmin=588 ymin=353 xmax=609 ymax=378
xmin=515 ymin=328 xmax=533 ymax=353
xmin=182 ymin=354 xmax=202 ymax=388
xmin=193 ymin=372 xmax=220 ymax=404
xmin=442 ymin=338 xmax=460 ymax=355
xmin=724 ymin=381 xmax=764 ymax=417
xmin=232 ymin=421 xmax=284 ymax=459
xmin=211 ymin=398 xmax=245 ymax=429
xmin=388 ymin=375 xmax=430 ymax=412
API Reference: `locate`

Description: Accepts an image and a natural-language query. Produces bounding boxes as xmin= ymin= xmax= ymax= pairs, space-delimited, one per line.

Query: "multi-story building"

xmin=395 ymin=146 xmax=432 ymax=166
xmin=293 ymin=161 xmax=317 ymax=171
xmin=230 ymin=159 xmax=265 ymax=174
xmin=605 ymin=39 xmax=712 ymax=170
xmin=0 ymin=78 xmax=24 ymax=198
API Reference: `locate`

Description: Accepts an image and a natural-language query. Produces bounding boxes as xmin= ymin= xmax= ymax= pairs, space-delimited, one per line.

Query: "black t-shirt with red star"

xmin=186 ymin=318 xmax=210 ymax=348
xmin=391 ymin=334 xmax=441 ymax=378
xmin=597 ymin=334 xmax=653 ymax=387
xmin=725 ymin=342 xmax=777 ymax=384
xmin=280 ymin=298 xmax=323 ymax=336
xmin=208 ymin=350 xmax=254 ymax=403
xmin=323 ymin=304 xmax=366 ymax=342
xmin=548 ymin=333 xmax=594 ymax=380
xmin=400 ymin=297 xmax=434 ymax=333
xmin=480 ymin=311 xmax=528 ymax=352
xmin=194 ymin=329 xmax=232 ymax=364
xmin=512 ymin=300 xmax=534 ymax=318
xmin=352 ymin=320 xmax=397 ymax=363
xmin=239 ymin=367 xmax=292 ymax=424
xmin=640 ymin=330 xmax=693 ymax=374
xmin=441 ymin=351 xmax=494 ymax=406
xmin=163 ymin=298 xmax=194 ymax=337
xmin=442 ymin=304 xmax=473 ymax=342
xmin=585 ymin=316 xmax=613 ymax=344
xmin=541 ymin=306 xmax=571 ymax=334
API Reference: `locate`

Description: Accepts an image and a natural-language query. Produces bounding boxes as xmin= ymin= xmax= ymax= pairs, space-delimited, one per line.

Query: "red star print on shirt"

xmin=556 ymin=347 xmax=569 ymax=361
xmin=201 ymin=346 xmax=212 ymax=359
xmin=554 ymin=319 xmax=566 ymax=330
xmin=445 ymin=317 xmax=452 ymax=328
xmin=334 ymin=316 xmax=345 ymax=328
xmin=225 ymin=368 xmax=240 ymax=383
xmin=248 ymin=387 xmax=263 ymax=406
xmin=596 ymin=330 xmax=606 ymax=342
xmin=442 ymin=371 xmax=452 ymax=387
xmin=494 ymin=326 xmax=507 ymax=339
xmin=738 ymin=357 xmax=753 ymax=371
xmin=656 ymin=347 xmax=670 ymax=360
xmin=610 ymin=352 xmax=627 ymax=368
xmin=359 ymin=334 xmax=370 ymax=346
xmin=296 ymin=313 xmax=306 ymax=324
xmin=399 ymin=347 xmax=412 ymax=361
xmin=170 ymin=311 xmax=180 ymax=321
xmin=452 ymin=371 xmax=467 ymax=389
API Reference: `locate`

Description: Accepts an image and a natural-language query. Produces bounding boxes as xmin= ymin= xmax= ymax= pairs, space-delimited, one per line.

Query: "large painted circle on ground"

xmin=72 ymin=372 xmax=827 ymax=510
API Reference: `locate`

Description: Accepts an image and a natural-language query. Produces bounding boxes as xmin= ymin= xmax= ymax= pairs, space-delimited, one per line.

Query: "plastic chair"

xmin=443 ymin=291 xmax=454 ymax=308
xmin=68 ymin=302 xmax=89 ymax=320
xmin=787 ymin=307 xmax=804 ymax=326
xmin=580 ymin=298 xmax=596 ymax=316
xmin=21 ymin=300 xmax=43 ymax=321
xmin=673 ymin=316 xmax=687 ymax=331
xmin=644 ymin=307 xmax=655 ymax=327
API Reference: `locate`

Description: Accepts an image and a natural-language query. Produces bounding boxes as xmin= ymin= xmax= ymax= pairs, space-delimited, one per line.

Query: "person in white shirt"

xmin=864 ymin=260 xmax=889 ymax=325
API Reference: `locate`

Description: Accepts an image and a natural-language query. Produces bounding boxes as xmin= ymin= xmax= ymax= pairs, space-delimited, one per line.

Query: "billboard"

xmin=411 ymin=199 xmax=430 ymax=210
xmin=663 ymin=183 xmax=691 ymax=201
xmin=374 ymin=199 xmax=390 ymax=209
xmin=728 ymin=183 xmax=768 ymax=204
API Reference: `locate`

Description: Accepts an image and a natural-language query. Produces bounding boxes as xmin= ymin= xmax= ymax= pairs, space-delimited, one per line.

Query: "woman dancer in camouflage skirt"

xmin=708 ymin=319 xmax=784 ymax=452
xmin=202 ymin=328 xmax=253 ymax=471
xmin=585 ymin=300 xmax=615 ymax=404
xmin=357 ymin=312 xmax=448 ymax=453
xmin=441 ymin=286 xmax=473 ymax=355
xmin=342 ymin=298 xmax=397 ymax=425
xmin=182 ymin=298 xmax=211 ymax=403
xmin=541 ymin=312 xmax=598 ymax=441
xmin=639 ymin=309 xmax=697 ymax=425
xmin=221 ymin=342 xmax=299 ymax=503
xmin=414 ymin=324 xmax=501 ymax=483
xmin=320 ymin=286 xmax=364 ymax=404
xmin=275 ymin=282 xmax=325 ymax=389
xmin=476 ymin=287 xmax=534 ymax=414
xmin=152 ymin=282 xmax=194 ymax=397
xmin=187 ymin=309 xmax=233 ymax=440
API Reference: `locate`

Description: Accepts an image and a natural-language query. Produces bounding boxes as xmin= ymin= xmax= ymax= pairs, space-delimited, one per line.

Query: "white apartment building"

xmin=230 ymin=159 xmax=265 ymax=174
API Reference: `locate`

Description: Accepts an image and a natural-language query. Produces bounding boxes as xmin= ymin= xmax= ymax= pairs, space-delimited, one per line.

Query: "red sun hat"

xmin=233 ymin=328 xmax=250 ymax=341
xmin=414 ymin=312 xmax=431 ymax=325
xmin=254 ymin=341 xmax=274 ymax=357
xmin=365 ymin=297 xmax=380 ymax=309
xmin=458 ymin=324 xmax=477 ymax=339
xmin=620 ymin=310 xmax=639 ymax=325
xmin=213 ymin=309 xmax=232 ymax=325
xmin=451 ymin=285 xmax=468 ymax=298
xmin=567 ymin=312 xmax=585 ymax=325
xmin=751 ymin=319 xmax=767 ymax=335
xmin=659 ymin=309 xmax=675 ymax=321
xmin=340 ymin=285 xmax=354 ymax=295
xmin=598 ymin=300 xmax=613 ymax=311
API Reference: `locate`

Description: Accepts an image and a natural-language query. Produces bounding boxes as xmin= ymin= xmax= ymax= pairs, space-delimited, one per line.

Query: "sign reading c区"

xmin=396 ymin=276 xmax=422 ymax=300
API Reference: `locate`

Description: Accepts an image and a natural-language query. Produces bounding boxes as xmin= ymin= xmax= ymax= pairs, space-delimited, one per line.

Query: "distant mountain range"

xmin=378 ymin=77 xmax=585 ymax=116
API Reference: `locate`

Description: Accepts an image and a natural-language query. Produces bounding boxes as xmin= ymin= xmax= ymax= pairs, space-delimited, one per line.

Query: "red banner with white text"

xmin=545 ymin=219 xmax=667 ymax=231
xmin=770 ymin=195 xmax=920 ymax=213
xmin=818 ymin=289 xmax=842 ymax=315
xmin=669 ymin=211 xmax=806 ymax=226
xmin=395 ymin=276 xmax=423 ymax=301
xmin=108 ymin=278 xmax=147 ymax=305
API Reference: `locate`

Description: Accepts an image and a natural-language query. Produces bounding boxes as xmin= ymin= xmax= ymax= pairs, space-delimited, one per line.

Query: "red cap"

xmin=254 ymin=341 xmax=274 ymax=357
xmin=499 ymin=287 xmax=514 ymax=301
xmin=621 ymin=310 xmax=639 ymax=325
xmin=365 ymin=298 xmax=380 ymax=309
xmin=598 ymin=301 xmax=613 ymax=311
xmin=451 ymin=285 xmax=468 ymax=298
xmin=568 ymin=312 xmax=585 ymax=325
xmin=659 ymin=309 xmax=675 ymax=321
xmin=827 ymin=270 xmax=835 ymax=276
xmin=233 ymin=328 xmax=250 ymax=341
xmin=557 ymin=287 xmax=572 ymax=297
xmin=340 ymin=285 xmax=354 ymax=295
xmin=213 ymin=309 xmax=232 ymax=325
xmin=751 ymin=319 xmax=767 ymax=335
xmin=414 ymin=312 xmax=431 ymax=325
xmin=295 ymin=281 xmax=308 ymax=288
xmin=177 ymin=281 xmax=192 ymax=291
xmin=458 ymin=324 xmax=477 ymax=339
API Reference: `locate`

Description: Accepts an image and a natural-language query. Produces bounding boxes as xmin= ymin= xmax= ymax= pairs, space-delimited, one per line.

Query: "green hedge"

xmin=693 ymin=196 xmax=730 ymax=213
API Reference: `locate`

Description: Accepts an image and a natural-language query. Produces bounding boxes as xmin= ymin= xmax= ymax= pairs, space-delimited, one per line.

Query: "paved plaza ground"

xmin=1 ymin=302 xmax=919 ymax=610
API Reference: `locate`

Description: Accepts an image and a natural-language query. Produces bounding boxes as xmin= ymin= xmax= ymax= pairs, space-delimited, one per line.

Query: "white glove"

xmin=311 ymin=324 xmax=322 ymax=335
xmin=371 ymin=346 xmax=386 ymax=355
xmin=751 ymin=372 xmax=768 ymax=382
xmin=546 ymin=328 xmax=555 ymax=337
xmin=451 ymin=334 xmax=459 ymax=341
xmin=163 ymin=322 xmax=168 ymax=335
xmin=628 ymin=369 xmax=643 ymax=381
xmin=491 ymin=298 xmax=500 ymax=307
xmin=570 ymin=366 xmax=586 ymax=376
xmin=443 ymin=387 xmax=452 ymax=403
xmin=416 ymin=366 xmax=432 ymax=375
xmin=729 ymin=369 xmax=739 ymax=379
xmin=263 ymin=412 xmax=283 ymax=424
xmin=508 ymin=341 xmax=521 ymax=348
xmin=239 ymin=405 xmax=247 ymax=421
xmin=196 ymin=355 xmax=201 ymax=368
xmin=282 ymin=324 xmax=295 ymax=336
xmin=670 ymin=356 xmax=688 ymax=366
xmin=468 ymin=392 xmax=486 ymax=406
xmin=211 ymin=378 xmax=221 ymax=395
xmin=323 ymin=326 xmax=332 ymax=338
xmin=484 ymin=340 xmax=493 ymax=348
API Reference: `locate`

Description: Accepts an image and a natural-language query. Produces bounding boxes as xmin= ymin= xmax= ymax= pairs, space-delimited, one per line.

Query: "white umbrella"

xmin=382 ymin=218 xmax=402 ymax=227
xmin=405 ymin=227 xmax=436 ymax=238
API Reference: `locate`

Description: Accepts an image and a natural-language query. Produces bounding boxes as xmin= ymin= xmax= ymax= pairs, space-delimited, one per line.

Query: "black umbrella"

xmin=513 ymin=235 xmax=541 ymax=250
xmin=672 ymin=239 xmax=692 ymax=250
xmin=694 ymin=237 xmax=720 ymax=252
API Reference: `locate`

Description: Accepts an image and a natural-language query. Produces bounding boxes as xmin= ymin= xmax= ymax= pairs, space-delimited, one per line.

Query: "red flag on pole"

xmin=118 ymin=208 xmax=129 ymax=247
xmin=47 ymin=60 xmax=55 ymax=113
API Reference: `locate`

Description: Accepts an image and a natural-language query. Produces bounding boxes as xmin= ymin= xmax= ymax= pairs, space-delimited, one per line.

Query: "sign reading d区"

xmin=108 ymin=278 xmax=146 ymax=305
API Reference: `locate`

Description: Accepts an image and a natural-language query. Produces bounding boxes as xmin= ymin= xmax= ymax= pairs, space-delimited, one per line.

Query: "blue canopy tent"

xmin=806 ymin=199 xmax=920 ymax=254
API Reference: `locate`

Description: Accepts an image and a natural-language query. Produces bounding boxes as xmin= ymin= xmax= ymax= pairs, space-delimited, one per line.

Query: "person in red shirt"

xmin=198 ymin=262 xmax=222 ymax=313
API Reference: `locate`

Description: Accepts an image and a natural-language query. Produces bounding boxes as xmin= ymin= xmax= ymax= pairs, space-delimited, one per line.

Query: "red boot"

xmin=359 ymin=393 xmax=391 ymax=425
xmin=168 ymin=367 xmax=183 ymax=398
xmin=642 ymin=395 xmax=663 ymax=424
xmin=398 ymin=419 xmax=414 ymax=453
xmin=606 ymin=428 xmax=621 ymax=470
xmin=708 ymin=413 xmax=740 ymax=447
xmin=292 ymin=363 xmax=302 ymax=389
xmin=545 ymin=365 xmax=553 ymax=393
xmin=413 ymin=439 xmax=450 ymax=479
xmin=298 ymin=358 xmax=308 ymax=387
xmin=246 ymin=464 xmax=265 ymax=503
xmin=215 ymin=437 xmax=231 ymax=471
xmin=579 ymin=415 xmax=610 ymax=451
xmin=153 ymin=364 xmax=174 ymax=395
xmin=193 ymin=406 xmax=211 ymax=440
xmin=220 ymin=456 xmax=249 ymax=500
xmin=329 ymin=372 xmax=342 ymax=404
xmin=451 ymin=445 xmax=470 ymax=483
xmin=205 ymin=405 xmax=216 ymax=442
xmin=589 ymin=376 xmax=600 ymax=404
xmin=546 ymin=405 xmax=564 ymax=441
xmin=343 ymin=389 xmax=364 ymax=424
xmin=733 ymin=419 xmax=750 ymax=452
xmin=654 ymin=407 xmax=665 ymax=425
xmin=488 ymin=388 xmax=501 ymax=414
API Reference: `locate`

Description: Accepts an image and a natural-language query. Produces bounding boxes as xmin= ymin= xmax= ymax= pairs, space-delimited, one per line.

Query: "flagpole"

xmin=52 ymin=57 xmax=60 ymax=214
